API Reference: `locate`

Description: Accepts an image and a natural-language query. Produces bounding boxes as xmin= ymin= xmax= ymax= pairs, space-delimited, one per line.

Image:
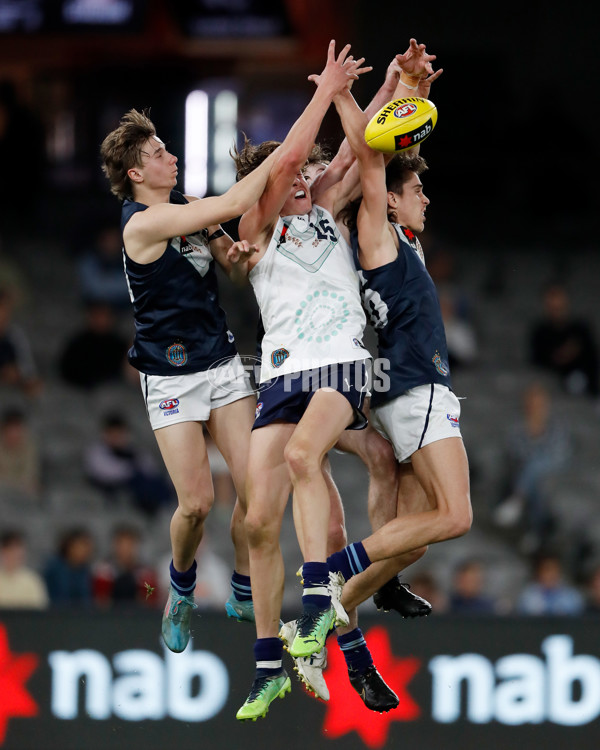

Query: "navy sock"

xmin=338 ymin=628 xmax=373 ymax=674
xmin=302 ymin=561 xmax=330 ymax=612
xmin=169 ymin=560 xmax=197 ymax=597
xmin=254 ymin=637 xmax=283 ymax=678
xmin=231 ymin=571 xmax=252 ymax=601
xmin=327 ymin=542 xmax=371 ymax=581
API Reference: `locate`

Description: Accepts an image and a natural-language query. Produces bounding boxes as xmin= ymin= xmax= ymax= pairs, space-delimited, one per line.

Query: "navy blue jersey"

xmin=353 ymin=223 xmax=451 ymax=407
xmin=121 ymin=190 xmax=236 ymax=375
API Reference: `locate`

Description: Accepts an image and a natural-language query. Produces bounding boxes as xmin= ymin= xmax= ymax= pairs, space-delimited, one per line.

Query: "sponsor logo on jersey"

xmin=166 ymin=341 xmax=188 ymax=367
xmin=394 ymin=102 xmax=418 ymax=119
xmin=447 ymin=413 xmax=460 ymax=427
xmin=179 ymin=235 xmax=193 ymax=255
xmin=271 ymin=348 xmax=289 ymax=368
xmin=432 ymin=351 xmax=449 ymax=376
xmin=227 ymin=330 xmax=235 ymax=343
xmin=255 ymin=401 xmax=264 ymax=420
xmin=159 ymin=399 xmax=180 ymax=411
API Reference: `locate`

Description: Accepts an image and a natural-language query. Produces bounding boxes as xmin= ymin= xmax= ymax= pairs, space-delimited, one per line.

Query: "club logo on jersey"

xmin=166 ymin=341 xmax=188 ymax=367
xmin=432 ymin=351 xmax=449 ymax=376
xmin=447 ymin=413 xmax=460 ymax=427
xmin=159 ymin=399 xmax=180 ymax=411
xmin=394 ymin=102 xmax=418 ymax=119
xmin=255 ymin=401 xmax=264 ymax=420
xmin=271 ymin=348 xmax=290 ymax=368
xmin=352 ymin=338 xmax=364 ymax=349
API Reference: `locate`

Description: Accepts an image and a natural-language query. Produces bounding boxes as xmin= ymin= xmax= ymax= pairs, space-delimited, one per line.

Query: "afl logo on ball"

xmin=166 ymin=342 xmax=188 ymax=367
xmin=394 ymin=102 xmax=418 ymax=119
xmin=159 ymin=399 xmax=180 ymax=411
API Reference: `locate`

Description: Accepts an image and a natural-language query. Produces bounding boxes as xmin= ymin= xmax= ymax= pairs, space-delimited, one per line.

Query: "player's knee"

xmin=177 ymin=492 xmax=213 ymax=524
xmin=365 ymin=430 xmax=397 ymax=477
xmin=244 ymin=509 xmax=279 ymax=548
xmin=444 ymin=500 xmax=473 ymax=539
xmin=284 ymin=440 xmax=320 ymax=481
xmin=407 ymin=545 xmax=428 ymax=565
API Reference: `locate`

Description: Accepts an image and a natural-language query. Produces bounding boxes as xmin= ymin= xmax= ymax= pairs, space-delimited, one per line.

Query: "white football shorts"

xmin=141 ymin=354 xmax=255 ymax=431
xmin=371 ymin=383 xmax=462 ymax=463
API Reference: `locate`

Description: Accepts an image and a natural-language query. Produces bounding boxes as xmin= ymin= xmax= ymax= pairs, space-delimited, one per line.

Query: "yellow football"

xmin=364 ymin=97 xmax=438 ymax=153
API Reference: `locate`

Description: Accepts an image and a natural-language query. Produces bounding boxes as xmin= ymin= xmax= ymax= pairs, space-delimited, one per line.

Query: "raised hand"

xmin=395 ymin=38 xmax=436 ymax=80
xmin=308 ymin=40 xmax=372 ymax=93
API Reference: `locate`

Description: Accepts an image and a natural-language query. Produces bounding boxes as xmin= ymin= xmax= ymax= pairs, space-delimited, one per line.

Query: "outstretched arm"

xmin=312 ymin=39 xmax=440 ymax=208
xmin=310 ymin=53 xmax=404 ymax=198
xmin=124 ymin=147 xmax=280 ymax=264
xmin=238 ymin=40 xmax=371 ymax=246
xmin=333 ymin=89 xmax=395 ymax=268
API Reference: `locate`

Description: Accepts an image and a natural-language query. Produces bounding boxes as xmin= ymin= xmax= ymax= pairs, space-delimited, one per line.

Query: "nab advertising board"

xmin=1 ymin=611 xmax=599 ymax=750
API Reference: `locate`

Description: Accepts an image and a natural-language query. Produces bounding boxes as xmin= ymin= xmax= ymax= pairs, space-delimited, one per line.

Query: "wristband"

xmin=207 ymin=227 xmax=225 ymax=242
xmin=400 ymin=70 xmax=421 ymax=91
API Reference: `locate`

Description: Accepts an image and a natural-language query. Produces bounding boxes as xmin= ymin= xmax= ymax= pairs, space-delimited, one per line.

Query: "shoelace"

xmin=296 ymin=609 xmax=327 ymax=638
xmin=247 ymin=675 xmax=278 ymax=702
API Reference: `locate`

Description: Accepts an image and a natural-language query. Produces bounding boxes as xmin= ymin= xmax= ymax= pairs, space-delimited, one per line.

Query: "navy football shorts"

xmin=253 ymin=361 xmax=369 ymax=431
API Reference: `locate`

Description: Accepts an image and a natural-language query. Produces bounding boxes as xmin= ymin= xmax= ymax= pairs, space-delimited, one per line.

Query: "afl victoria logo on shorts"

xmin=159 ymin=399 xmax=179 ymax=411
xmin=271 ymin=348 xmax=289 ymax=368
xmin=166 ymin=341 xmax=188 ymax=367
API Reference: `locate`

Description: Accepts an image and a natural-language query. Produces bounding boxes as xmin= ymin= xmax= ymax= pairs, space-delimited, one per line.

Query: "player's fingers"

xmin=337 ymin=43 xmax=352 ymax=63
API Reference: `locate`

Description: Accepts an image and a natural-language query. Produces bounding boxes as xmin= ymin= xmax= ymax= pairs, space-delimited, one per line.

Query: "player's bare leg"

xmin=206 ymin=396 xmax=255 ymax=620
xmin=154 ymin=421 xmax=214 ymax=652
xmin=237 ymin=422 xmax=295 ymax=721
xmin=336 ymin=425 xmax=432 ymax=616
xmin=361 ymin=437 xmax=471 ymax=562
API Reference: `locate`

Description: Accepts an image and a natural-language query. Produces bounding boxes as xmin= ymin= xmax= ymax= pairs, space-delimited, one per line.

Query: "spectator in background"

xmin=0 ymin=287 xmax=42 ymax=397
xmin=447 ymin=558 xmax=498 ymax=615
xmin=78 ymin=223 xmax=130 ymax=311
xmin=516 ymin=551 xmax=584 ymax=616
xmin=44 ymin=527 xmax=94 ymax=606
xmin=438 ymin=286 xmax=478 ymax=369
xmin=529 ymin=282 xmax=599 ymax=397
xmin=493 ymin=381 xmax=571 ymax=554
xmin=0 ymin=408 xmax=41 ymax=497
xmin=93 ymin=525 xmax=158 ymax=608
xmin=83 ymin=413 xmax=174 ymax=516
xmin=0 ymin=530 xmax=49 ymax=609
xmin=408 ymin=570 xmax=448 ymax=614
xmin=58 ymin=301 xmax=129 ymax=389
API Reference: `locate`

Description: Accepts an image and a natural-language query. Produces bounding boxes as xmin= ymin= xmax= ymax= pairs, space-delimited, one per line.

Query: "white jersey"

xmin=250 ymin=205 xmax=371 ymax=383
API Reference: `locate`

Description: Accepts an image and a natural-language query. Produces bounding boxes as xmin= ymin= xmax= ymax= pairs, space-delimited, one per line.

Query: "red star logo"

xmin=322 ymin=626 xmax=421 ymax=748
xmin=0 ymin=625 xmax=39 ymax=743
xmin=402 ymin=227 xmax=416 ymax=242
xmin=398 ymin=135 xmax=413 ymax=148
